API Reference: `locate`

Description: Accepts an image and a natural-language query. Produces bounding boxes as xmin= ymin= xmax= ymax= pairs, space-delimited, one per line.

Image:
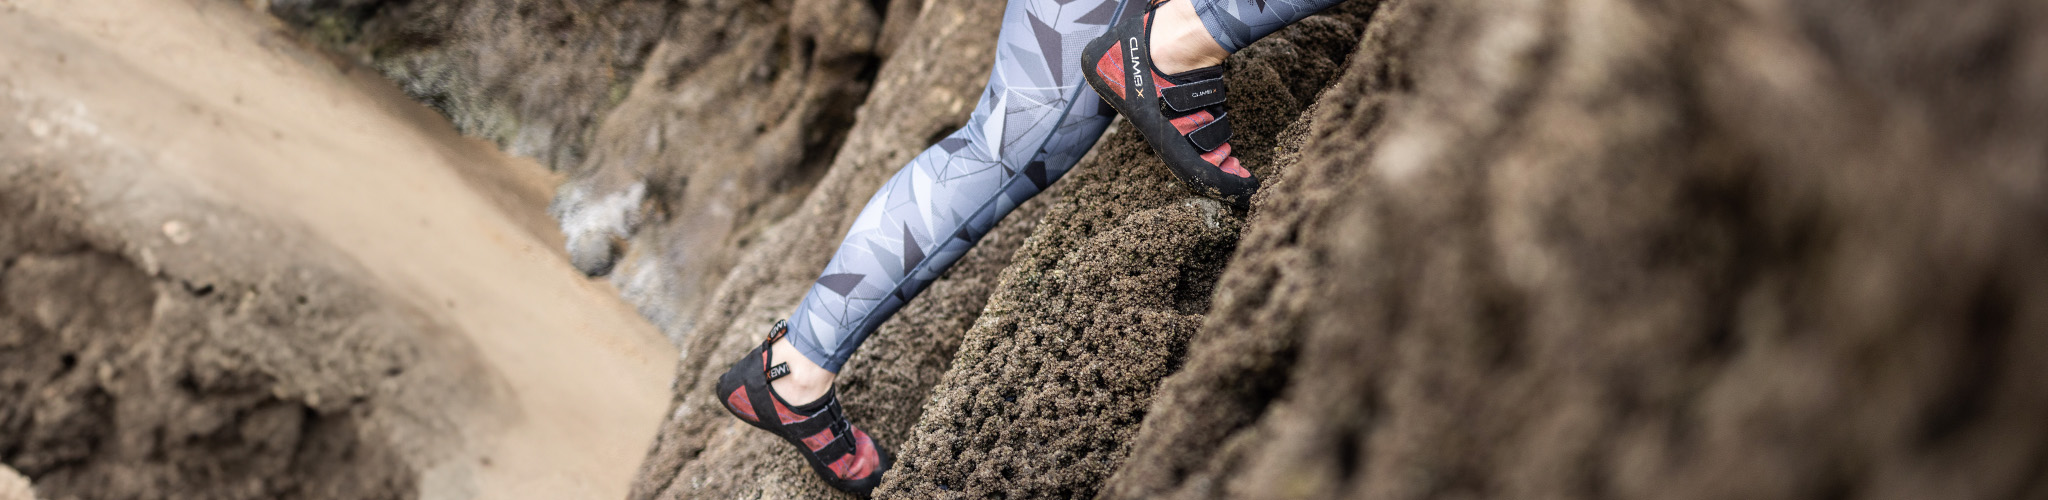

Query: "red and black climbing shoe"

xmin=1083 ymin=0 xmax=1257 ymax=210
xmin=715 ymin=320 xmax=892 ymax=498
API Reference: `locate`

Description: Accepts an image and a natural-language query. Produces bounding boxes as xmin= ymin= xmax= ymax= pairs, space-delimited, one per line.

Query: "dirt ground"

xmin=0 ymin=0 xmax=673 ymax=498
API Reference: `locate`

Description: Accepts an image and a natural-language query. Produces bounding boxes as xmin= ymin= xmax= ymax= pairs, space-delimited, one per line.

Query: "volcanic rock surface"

xmin=1105 ymin=0 xmax=2048 ymax=498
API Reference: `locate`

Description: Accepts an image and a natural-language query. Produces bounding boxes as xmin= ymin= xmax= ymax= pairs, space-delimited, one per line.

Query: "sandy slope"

xmin=0 ymin=0 xmax=674 ymax=498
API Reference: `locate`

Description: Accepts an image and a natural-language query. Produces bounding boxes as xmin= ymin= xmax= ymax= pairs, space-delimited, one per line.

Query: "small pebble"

xmin=163 ymin=220 xmax=192 ymax=245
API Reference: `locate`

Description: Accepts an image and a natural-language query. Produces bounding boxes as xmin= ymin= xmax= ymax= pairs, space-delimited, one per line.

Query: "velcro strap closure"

xmin=812 ymin=430 xmax=855 ymax=462
xmin=1187 ymin=112 xmax=1232 ymax=152
xmin=779 ymin=407 xmax=831 ymax=435
xmin=1161 ymin=77 xmax=1226 ymax=112
xmin=802 ymin=409 xmax=856 ymax=461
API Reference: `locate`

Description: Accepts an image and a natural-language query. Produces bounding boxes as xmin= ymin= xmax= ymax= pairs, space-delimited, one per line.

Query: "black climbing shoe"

xmin=1083 ymin=0 xmax=1257 ymax=209
xmin=715 ymin=320 xmax=892 ymax=498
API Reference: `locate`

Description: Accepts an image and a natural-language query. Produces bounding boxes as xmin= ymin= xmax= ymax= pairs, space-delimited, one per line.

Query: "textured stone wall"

xmin=268 ymin=0 xmax=675 ymax=170
xmin=1105 ymin=0 xmax=2048 ymax=498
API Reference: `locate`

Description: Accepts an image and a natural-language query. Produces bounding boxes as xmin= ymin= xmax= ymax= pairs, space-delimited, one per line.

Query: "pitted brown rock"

xmin=1103 ymin=0 xmax=2048 ymax=498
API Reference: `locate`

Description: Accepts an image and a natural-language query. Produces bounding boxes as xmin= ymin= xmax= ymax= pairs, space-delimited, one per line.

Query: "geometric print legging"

xmin=787 ymin=0 xmax=1347 ymax=372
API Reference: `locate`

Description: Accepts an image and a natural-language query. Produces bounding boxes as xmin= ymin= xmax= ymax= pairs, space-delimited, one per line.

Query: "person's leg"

xmin=771 ymin=0 xmax=1349 ymax=403
xmin=1149 ymin=0 xmax=1233 ymax=75
xmin=718 ymin=3 xmax=1123 ymax=493
xmin=1147 ymin=0 xmax=1359 ymax=76
xmin=770 ymin=0 xmax=1123 ymax=404
xmin=1188 ymin=0 xmax=1350 ymax=56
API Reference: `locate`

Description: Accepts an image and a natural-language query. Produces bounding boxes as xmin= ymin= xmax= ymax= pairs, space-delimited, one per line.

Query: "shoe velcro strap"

xmin=1187 ymin=112 xmax=1233 ymax=152
xmin=1161 ymin=77 xmax=1226 ymax=112
xmin=811 ymin=429 xmax=856 ymax=463
xmin=803 ymin=409 xmax=856 ymax=463
xmin=777 ymin=409 xmax=832 ymax=436
xmin=780 ymin=395 xmax=850 ymax=435
xmin=815 ymin=418 xmax=856 ymax=461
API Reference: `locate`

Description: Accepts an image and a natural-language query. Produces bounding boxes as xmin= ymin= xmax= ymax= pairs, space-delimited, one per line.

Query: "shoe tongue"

xmin=1158 ymin=64 xmax=1224 ymax=85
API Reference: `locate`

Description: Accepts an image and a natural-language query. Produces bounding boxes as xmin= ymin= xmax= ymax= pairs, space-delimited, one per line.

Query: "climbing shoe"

xmin=1083 ymin=0 xmax=1257 ymax=209
xmin=715 ymin=320 xmax=892 ymax=497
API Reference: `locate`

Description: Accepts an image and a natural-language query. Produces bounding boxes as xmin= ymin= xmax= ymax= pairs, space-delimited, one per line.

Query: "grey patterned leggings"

xmin=787 ymin=0 xmax=1346 ymax=372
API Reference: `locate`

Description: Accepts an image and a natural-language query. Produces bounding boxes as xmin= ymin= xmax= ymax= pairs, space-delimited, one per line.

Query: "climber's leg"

xmin=717 ymin=2 xmax=1119 ymax=491
xmin=1188 ymin=0 xmax=1352 ymax=55
xmin=1148 ymin=0 xmax=1231 ymax=75
xmin=717 ymin=2 xmax=1123 ymax=492
xmin=771 ymin=0 xmax=1123 ymax=396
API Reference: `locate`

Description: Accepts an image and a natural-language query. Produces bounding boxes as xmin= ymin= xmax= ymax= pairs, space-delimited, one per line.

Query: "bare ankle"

xmin=768 ymin=338 xmax=836 ymax=405
xmin=1150 ymin=0 xmax=1228 ymax=75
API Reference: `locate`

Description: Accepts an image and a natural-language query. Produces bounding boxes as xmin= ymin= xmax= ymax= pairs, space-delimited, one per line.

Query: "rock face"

xmin=268 ymin=0 xmax=676 ymax=170
xmin=1102 ymin=0 xmax=2048 ymax=498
